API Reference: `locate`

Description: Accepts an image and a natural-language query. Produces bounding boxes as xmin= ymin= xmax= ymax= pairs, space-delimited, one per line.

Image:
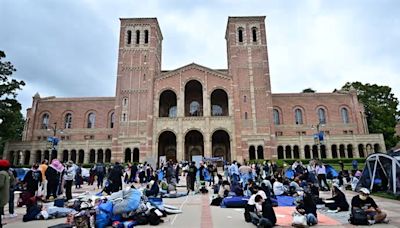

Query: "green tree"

xmin=302 ymin=88 xmax=316 ymax=93
xmin=342 ymin=82 xmax=400 ymax=149
xmin=0 ymin=51 xmax=25 ymax=155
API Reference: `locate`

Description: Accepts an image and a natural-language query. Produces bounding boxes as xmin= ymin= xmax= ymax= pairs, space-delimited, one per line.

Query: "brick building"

xmin=3 ymin=16 xmax=385 ymax=165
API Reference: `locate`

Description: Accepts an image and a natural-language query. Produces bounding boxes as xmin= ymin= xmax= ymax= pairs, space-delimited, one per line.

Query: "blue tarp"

xmin=325 ymin=165 xmax=338 ymax=179
xmin=276 ymin=196 xmax=295 ymax=206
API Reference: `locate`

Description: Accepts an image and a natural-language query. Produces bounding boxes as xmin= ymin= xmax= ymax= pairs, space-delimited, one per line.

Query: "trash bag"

xmin=112 ymin=188 xmax=142 ymax=215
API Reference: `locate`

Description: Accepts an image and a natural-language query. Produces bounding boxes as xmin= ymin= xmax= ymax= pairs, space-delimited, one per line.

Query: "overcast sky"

xmin=1 ymin=0 xmax=399 ymax=115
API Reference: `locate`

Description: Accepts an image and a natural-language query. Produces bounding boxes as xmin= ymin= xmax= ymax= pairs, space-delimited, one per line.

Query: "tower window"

xmin=123 ymin=97 xmax=128 ymax=106
xmin=252 ymin=27 xmax=257 ymax=42
xmin=238 ymin=28 xmax=243 ymax=43
xmin=245 ymin=112 xmax=248 ymax=119
xmin=295 ymin=108 xmax=303 ymax=125
xmin=144 ymin=30 xmax=149 ymax=44
xmin=122 ymin=113 xmax=127 ymax=122
xmin=87 ymin=112 xmax=96 ymax=128
xmin=273 ymin=109 xmax=280 ymax=125
xmin=127 ymin=30 xmax=132 ymax=44
xmin=143 ymin=74 xmax=146 ymax=81
xmin=136 ymin=30 xmax=140 ymax=44
xmin=341 ymin=107 xmax=349 ymax=124
xmin=244 ymin=95 xmax=247 ymax=102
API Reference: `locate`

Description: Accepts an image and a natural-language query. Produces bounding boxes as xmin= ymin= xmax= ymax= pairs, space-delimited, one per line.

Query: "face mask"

xmin=359 ymin=195 xmax=368 ymax=200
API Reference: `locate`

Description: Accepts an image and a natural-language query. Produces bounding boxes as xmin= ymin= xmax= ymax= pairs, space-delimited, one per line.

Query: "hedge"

xmin=248 ymin=158 xmax=366 ymax=168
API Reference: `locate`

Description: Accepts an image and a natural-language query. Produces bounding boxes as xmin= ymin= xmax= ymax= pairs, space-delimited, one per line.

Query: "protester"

xmin=175 ymin=163 xmax=181 ymax=184
xmin=352 ymin=160 xmax=358 ymax=171
xmin=89 ymin=164 xmax=96 ymax=186
xmin=96 ymin=162 xmax=106 ymax=189
xmin=75 ymin=164 xmax=83 ymax=189
xmin=351 ymin=188 xmax=388 ymax=224
xmin=45 ymin=159 xmax=64 ymax=200
xmin=23 ymin=163 xmax=42 ymax=196
xmin=326 ymin=184 xmax=349 ymax=212
xmin=273 ymin=177 xmax=286 ymax=196
xmin=63 ymin=161 xmax=75 ymax=200
xmin=229 ymin=161 xmax=239 ymax=184
xmin=295 ymin=190 xmax=318 ymax=226
xmin=130 ymin=163 xmax=138 ymax=183
xmin=187 ymin=161 xmax=197 ymax=194
xmin=0 ymin=160 xmax=11 ymax=228
xmin=249 ymin=195 xmax=276 ymax=227
xmin=8 ymin=166 xmax=17 ymax=218
xmin=38 ymin=160 xmax=48 ymax=197
xmin=145 ymin=179 xmax=160 ymax=197
xmin=108 ymin=162 xmax=123 ymax=193
xmin=316 ymin=162 xmax=330 ymax=191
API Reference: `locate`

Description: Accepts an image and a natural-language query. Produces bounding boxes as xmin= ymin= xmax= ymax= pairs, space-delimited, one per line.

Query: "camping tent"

xmin=357 ymin=152 xmax=400 ymax=195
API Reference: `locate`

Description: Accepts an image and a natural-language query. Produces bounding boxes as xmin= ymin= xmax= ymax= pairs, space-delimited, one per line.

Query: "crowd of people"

xmin=0 ymin=157 xmax=391 ymax=227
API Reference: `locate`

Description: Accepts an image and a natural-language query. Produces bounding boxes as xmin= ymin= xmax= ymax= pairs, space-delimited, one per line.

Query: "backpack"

xmin=349 ymin=208 xmax=369 ymax=225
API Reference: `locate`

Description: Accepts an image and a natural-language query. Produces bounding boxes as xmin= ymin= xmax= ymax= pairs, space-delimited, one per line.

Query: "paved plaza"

xmin=2 ymin=181 xmax=400 ymax=228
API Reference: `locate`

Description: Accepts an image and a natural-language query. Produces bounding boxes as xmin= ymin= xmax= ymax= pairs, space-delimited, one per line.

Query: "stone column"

xmin=30 ymin=151 xmax=36 ymax=165
xmin=354 ymin=144 xmax=360 ymax=158
xmin=19 ymin=151 xmax=25 ymax=165
xmin=95 ymin=150 xmax=98 ymax=163
xmin=204 ymin=132 xmax=211 ymax=158
xmin=177 ymin=134 xmax=184 ymax=161
xmin=326 ymin=144 xmax=332 ymax=159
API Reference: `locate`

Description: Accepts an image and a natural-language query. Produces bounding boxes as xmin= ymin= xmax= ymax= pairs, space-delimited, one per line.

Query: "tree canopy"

xmin=0 ymin=51 xmax=25 ymax=155
xmin=302 ymin=88 xmax=316 ymax=93
xmin=342 ymin=82 xmax=400 ymax=149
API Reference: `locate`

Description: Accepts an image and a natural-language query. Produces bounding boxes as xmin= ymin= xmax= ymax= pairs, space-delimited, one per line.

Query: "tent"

xmin=357 ymin=152 xmax=400 ymax=195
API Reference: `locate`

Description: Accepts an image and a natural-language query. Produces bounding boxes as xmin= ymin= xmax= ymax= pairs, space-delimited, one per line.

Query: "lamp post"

xmin=46 ymin=122 xmax=64 ymax=160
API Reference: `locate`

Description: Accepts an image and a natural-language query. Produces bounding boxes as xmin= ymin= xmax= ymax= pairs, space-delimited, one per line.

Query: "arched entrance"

xmin=249 ymin=146 xmax=256 ymax=160
xmin=105 ymin=149 xmax=111 ymax=163
xmin=320 ymin=145 xmax=327 ymax=158
xmin=62 ymin=150 xmax=68 ymax=162
xmin=70 ymin=150 xmax=77 ymax=163
xmin=331 ymin=145 xmax=338 ymax=158
xmin=257 ymin=145 xmax=264 ymax=159
xmin=159 ymin=131 xmax=177 ymax=162
xmin=339 ymin=144 xmax=346 ymax=158
xmin=36 ymin=150 xmax=42 ymax=163
xmin=24 ymin=150 xmax=31 ymax=165
xmin=89 ymin=149 xmax=95 ymax=163
xmin=185 ymin=130 xmax=204 ymax=161
xmin=358 ymin=144 xmax=365 ymax=157
xmin=51 ymin=150 xmax=57 ymax=161
xmin=44 ymin=150 xmax=50 ymax=161
xmin=285 ymin=146 xmax=292 ymax=159
xmin=347 ymin=144 xmax=353 ymax=158
xmin=212 ymin=130 xmax=231 ymax=162
xmin=133 ymin=148 xmax=139 ymax=162
xmin=125 ymin=148 xmax=132 ymax=163
xmin=185 ymin=80 xmax=203 ymax=116
xmin=277 ymin=146 xmax=284 ymax=159
xmin=98 ymin=149 xmax=104 ymax=163
xmin=293 ymin=146 xmax=300 ymax=159
xmin=304 ymin=145 xmax=311 ymax=159
xmin=78 ymin=149 xmax=84 ymax=164
xmin=312 ymin=145 xmax=318 ymax=158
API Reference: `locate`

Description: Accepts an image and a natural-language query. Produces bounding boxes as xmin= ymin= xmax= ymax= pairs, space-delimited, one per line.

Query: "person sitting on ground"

xmin=325 ymin=184 xmax=349 ymax=212
xmin=145 ymin=179 xmax=160 ymax=197
xmin=295 ymin=190 xmax=318 ymax=226
xmin=218 ymin=180 xmax=231 ymax=198
xmin=273 ymin=177 xmax=287 ymax=196
xmin=351 ymin=188 xmax=388 ymax=224
xmin=245 ymin=186 xmax=267 ymax=223
xmin=289 ymin=177 xmax=302 ymax=195
xmin=248 ymin=195 xmax=277 ymax=228
xmin=231 ymin=181 xmax=244 ymax=196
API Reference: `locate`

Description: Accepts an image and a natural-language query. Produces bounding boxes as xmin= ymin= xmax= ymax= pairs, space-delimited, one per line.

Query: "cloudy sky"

xmin=1 ymin=0 xmax=399 ymax=114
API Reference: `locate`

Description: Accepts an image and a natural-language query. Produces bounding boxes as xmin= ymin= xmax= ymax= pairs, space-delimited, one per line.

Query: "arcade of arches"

xmin=156 ymin=129 xmax=231 ymax=163
xmin=276 ymin=143 xmax=381 ymax=159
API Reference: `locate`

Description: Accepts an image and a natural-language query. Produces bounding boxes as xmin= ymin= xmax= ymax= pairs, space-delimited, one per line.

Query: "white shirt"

xmin=248 ymin=190 xmax=267 ymax=205
xmin=273 ymin=181 xmax=285 ymax=196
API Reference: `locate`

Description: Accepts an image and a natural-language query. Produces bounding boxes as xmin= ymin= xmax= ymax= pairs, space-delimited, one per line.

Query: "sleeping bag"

xmin=221 ymin=196 xmax=250 ymax=208
xmin=112 ymin=188 xmax=142 ymax=215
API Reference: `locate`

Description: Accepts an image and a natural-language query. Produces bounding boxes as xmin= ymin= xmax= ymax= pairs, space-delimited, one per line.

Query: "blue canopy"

xmin=325 ymin=164 xmax=338 ymax=179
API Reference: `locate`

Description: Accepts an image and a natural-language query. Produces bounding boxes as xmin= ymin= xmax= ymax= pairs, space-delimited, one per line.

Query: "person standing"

xmin=0 ymin=160 xmax=11 ymax=228
xmin=45 ymin=159 xmax=64 ymax=200
xmin=316 ymin=163 xmax=330 ymax=191
xmin=187 ymin=161 xmax=197 ymax=194
xmin=8 ymin=166 xmax=17 ymax=218
xmin=23 ymin=163 xmax=42 ymax=196
xmin=39 ymin=160 xmax=48 ymax=198
xmin=130 ymin=163 xmax=138 ymax=183
xmin=96 ymin=162 xmax=105 ymax=189
xmin=75 ymin=164 xmax=82 ymax=189
xmin=63 ymin=161 xmax=75 ymax=200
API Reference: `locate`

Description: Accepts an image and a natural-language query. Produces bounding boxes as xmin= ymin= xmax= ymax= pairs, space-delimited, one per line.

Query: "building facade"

xmin=3 ymin=16 xmax=385 ymax=165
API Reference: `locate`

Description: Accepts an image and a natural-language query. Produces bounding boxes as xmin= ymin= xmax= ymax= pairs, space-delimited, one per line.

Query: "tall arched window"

xmin=273 ymin=109 xmax=280 ymax=125
xmin=341 ymin=107 xmax=349 ymax=124
xmin=41 ymin=113 xmax=49 ymax=129
xmin=318 ymin=108 xmax=326 ymax=124
xmin=238 ymin=28 xmax=243 ymax=43
xmin=110 ymin=112 xmax=115 ymax=128
xmin=144 ymin=30 xmax=149 ymax=44
xmin=136 ymin=30 xmax=140 ymax=44
xmin=87 ymin=112 xmax=95 ymax=128
xmin=127 ymin=30 xmax=132 ymax=44
xmin=245 ymin=112 xmax=248 ymax=119
xmin=64 ymin=113 xmax=72 ymax=129
xmin=295 ymin=108 xmax=303 ymax=125
xmin=252 ymin=27 xmax=257 ymax=42
xmin=123 ymin=97 xmax=128 ymax=107
xmin=122 ymin=113 xmax=127 ymax=122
